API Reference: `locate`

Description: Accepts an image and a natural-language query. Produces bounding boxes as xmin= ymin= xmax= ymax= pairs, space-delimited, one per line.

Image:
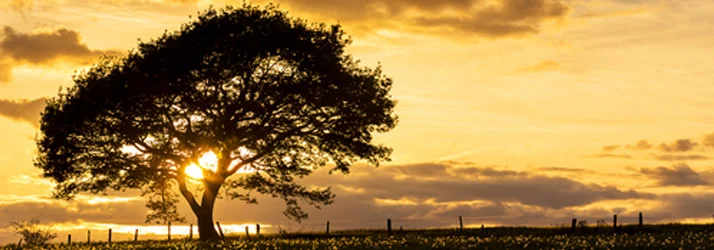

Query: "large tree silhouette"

xmin=35 ymin=4 xmax=397 ymax=240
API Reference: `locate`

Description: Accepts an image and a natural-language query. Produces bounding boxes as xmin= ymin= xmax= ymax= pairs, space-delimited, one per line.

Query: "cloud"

xmin=515 ymin=60 xmax=560 ymax=73
xmin=702 ymin=133 xmax=714 ymax=148
xmin=587 ymin=153 xmax=633 ymax=159
xmin=304 ymin=164 xmax=650 ymax=210
xmin=1 ymin=26 xmax=120 ymax=65
xmin=0 ymin=98 xmax=47 ymax=127
xmin=659 ymin=139 xmax=697 ymax=153
xmin=639 ymin=164 xmax=709 ymax=187
xmin=654 ymin=154 xmax=709 ymax=161
xmin=625 ymin=139 xmax=653 ymax=150
xmin=278 ymin=0 xmax=571 ymax=38
xmin=0 ymin=195 xmax=147 ymax=225
xmin=0 ymin=59 xmax=11 ymax=82
xmin=601 ymin=145 xmax=620 ymax=152
xmin=0 ymin=26 xmax=120 ymax=83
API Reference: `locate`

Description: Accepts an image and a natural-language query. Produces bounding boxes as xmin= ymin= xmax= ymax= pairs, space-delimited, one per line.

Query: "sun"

xmin=185 ymin=164 xmax=204 ymax=179
xmin=184 ymin=151 xmax=219 ymax=179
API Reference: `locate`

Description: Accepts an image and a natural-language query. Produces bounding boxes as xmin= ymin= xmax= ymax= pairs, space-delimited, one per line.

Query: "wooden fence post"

xmin=387 ymin=218 xmax=392 ymax=235
xmin=216 ymin=222 xmax=225 ymax=238
xmin=87 ymin=230 xmax=91 ymax=243
xmin=108 ymin=228 xmax=112 ymax=243
xmin=639 ymin=212 xmax=643 ymax=230
xmin=134 ymin=229 xmax=138 ymax=242
xmin=571 ymin=218 xmax=577 ymax=233
xmin=245 ymin=225 xmax=250 ymax=238
xmin=613 ymin=214 xmax=618 ymax=233
xmin=326 ymin=221 xmax=330 ymax=235
xmin=459 ymin=216 xmax=463 ymax=232
xmin=189 ymin=224 xmax=193 ymax=240
xmin=67 ymin=234 xmax=71 ymax=244
xmin=256 ymin=224 xmax=260 ymax=237
xmin=168 ymin=222 xmax=171 ymax=241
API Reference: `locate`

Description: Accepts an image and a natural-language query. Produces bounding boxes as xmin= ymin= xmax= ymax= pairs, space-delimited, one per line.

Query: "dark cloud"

xmin=625 ymin=139 xmax=652 ymax=150
xmin=0 ymin=26 xmax=120 ymax=83
xmin=647 ymin=193 xmax=714 ymax=223
xmin=303 ymin=164 xmax=650 ymax=210
xmin=639 ymin=164 xmax=709 ymax=187
xmin=601 ymin=145 xmax=620 ymax=152
xmin=587 ymin=153 xmax=633 ymax=159
xmin=281 ymin=0 xmax=570 ymax=37
xmin=0 ymin=199 xmax=146 ymax=225
xmin=659 ymin=139 xmax=697 ymax=152
xmin=0 ymin=98 xmax=46 ymax=127
xmin=654 ymin=154 xmax=709 ymax=161
xmin=0 ymin=26 xmax=119 ymax=64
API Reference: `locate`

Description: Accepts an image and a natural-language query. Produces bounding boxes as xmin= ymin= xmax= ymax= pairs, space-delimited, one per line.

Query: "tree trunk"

xmin=195 ymin=180 xmax=222 ymax=241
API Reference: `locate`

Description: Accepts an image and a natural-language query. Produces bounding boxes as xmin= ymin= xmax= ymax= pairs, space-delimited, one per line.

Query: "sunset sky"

xmin=2 ymin=0 xmax=714 ymax=244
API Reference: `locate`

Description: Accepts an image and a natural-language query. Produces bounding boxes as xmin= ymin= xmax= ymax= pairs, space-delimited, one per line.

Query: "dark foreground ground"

xmin=3 ymin=224 xmax=714 ymax=249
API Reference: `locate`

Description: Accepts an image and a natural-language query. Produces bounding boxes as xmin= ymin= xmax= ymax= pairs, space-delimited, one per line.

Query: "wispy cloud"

xmin=654 ymin=154 xmax=709 ymax=161
xmin=515 ymin=60 xmax=560 ymax=73
xmin=587 ymin=153 xmax=633 ymax=159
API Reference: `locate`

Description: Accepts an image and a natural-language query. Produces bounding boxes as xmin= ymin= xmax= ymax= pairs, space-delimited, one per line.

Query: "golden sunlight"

xmin=184 ymin=151 xmax=220 ymax=179
xmin=184 ymin=164 xmax=204 ymax=179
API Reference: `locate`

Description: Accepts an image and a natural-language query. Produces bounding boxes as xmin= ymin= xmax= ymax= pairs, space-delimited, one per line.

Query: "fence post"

xmin=639 ymin=212 xmax=643 ymax=230
xmin=613 ymin=214 xmax=618 ymax=234
xmin=245 ymin=225 xmax=250 ymax=238
xmin=216 ymin=222 xmax=225 ymax=238
xmin=87 ymin=230 xmax=91 ymax=243
xmin=67 ymin=234 xmax=71 ymax=244
xmin=256 ymin=224 xmax=260 ymax=237
xmin=108 ymin=228 xmax=112 ymax=243
xmin=134 ymin=229 xmax=138 ymax=242
xmin=326 ymin=221 xmax=330 ymax=235
xmin=459 ymin=216 xmax=463 ymax=232
xmin=168 ymin=222 xmax=171 ymax=241
xmin=387 ymin=218 xmax=392 ymax=235
xmin=189 ymin=224 xmax=193 ymax=240
xmin=571 ymin=218 xmax=577 ymax=233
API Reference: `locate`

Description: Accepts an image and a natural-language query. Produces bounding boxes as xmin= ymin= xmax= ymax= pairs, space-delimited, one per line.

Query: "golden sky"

xmin=2 ymin=0 xmax=714 ymax=244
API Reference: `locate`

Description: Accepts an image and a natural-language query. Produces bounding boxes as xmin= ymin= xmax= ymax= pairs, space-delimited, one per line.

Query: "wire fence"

xmin=49 ymin=212 xmax=653 ymax=245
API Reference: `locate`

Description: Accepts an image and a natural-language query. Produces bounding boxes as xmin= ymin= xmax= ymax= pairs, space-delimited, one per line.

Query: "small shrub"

xmin=9 ymin=218 xmax=57 ymax=246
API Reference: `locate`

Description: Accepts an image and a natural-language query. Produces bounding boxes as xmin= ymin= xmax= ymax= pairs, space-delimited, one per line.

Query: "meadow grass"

xmin=4 ymin=223 xmax=714 ymax=249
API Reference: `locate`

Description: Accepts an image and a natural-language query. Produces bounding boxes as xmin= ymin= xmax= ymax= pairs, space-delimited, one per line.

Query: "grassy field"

xmin=4 ymin=224 xmax=714 ymax=249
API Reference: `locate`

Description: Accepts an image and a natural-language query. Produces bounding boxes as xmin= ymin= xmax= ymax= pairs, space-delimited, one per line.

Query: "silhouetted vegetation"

xmin=7 ymin=218 xmax=56 ymax=247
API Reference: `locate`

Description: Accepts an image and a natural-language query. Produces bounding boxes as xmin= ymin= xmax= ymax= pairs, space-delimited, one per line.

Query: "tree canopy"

xmin=35 ymin=3 xmax=397 ymax=240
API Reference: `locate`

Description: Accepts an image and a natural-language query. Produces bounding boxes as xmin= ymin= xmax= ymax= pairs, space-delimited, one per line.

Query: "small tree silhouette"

xmin=9 ymin=218 xmax=57 ymax=246
xmin=143 ymin=180 xmax=186 ymax=238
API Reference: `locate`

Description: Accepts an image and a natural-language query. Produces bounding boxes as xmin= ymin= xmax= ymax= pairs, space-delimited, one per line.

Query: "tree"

xmin=35 ymin=3 xmax=397 ymax=241
xmin=9 ymin=218 xmax=57 ymax=246
xmin=143 ymin=180 xmax=186 ymax=240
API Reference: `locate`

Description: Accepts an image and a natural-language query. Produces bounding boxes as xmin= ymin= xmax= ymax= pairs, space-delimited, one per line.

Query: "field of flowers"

xmin=4 ymin=231 xmax=714 ymax=250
